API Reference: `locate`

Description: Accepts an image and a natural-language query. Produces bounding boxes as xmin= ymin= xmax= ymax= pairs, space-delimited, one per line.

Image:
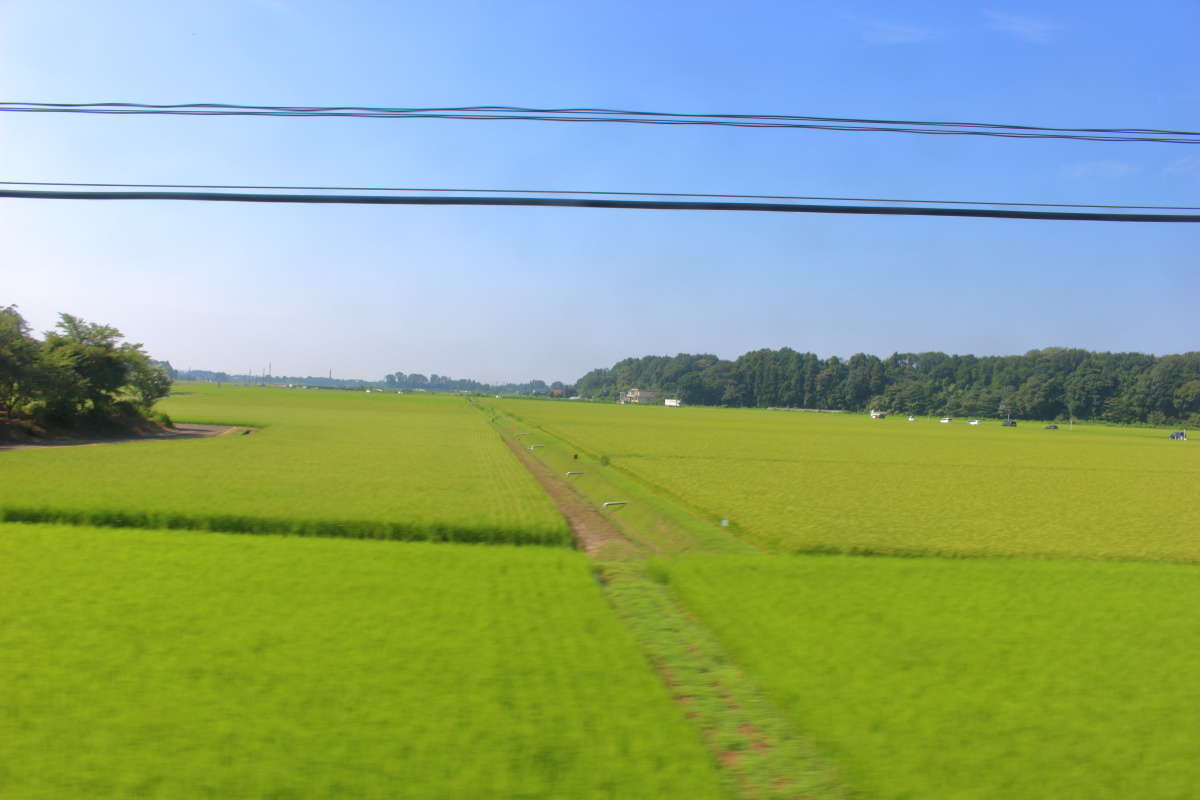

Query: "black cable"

xmin=1 ymin=102 xmax=1197 ymax=143
xmin=2 ymin=188 xmax=1196 ymax=221
xmin=7 ymin=102 xmax=1199 ymax=135
xmin=1 ymin=180 xmax=1197 ymax=211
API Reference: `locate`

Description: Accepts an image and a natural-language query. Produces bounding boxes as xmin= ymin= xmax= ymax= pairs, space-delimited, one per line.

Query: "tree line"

xmin=383 ymin=372 xmax=571 ymax=395
xmin=0 ymin=306 xmax=173 ymax=436
xmin=175 ymin=368 xmax=574 ymax=397
xmin=574 ymin=348 xmax=1200 ymax=425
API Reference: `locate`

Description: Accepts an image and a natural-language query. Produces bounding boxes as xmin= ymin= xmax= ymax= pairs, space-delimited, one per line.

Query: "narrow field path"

xmin=495 ymin=422 xmax=849 ymax=800
xmin=0 ymin=423 xmax=244 ymax=451
xmin=501 ymin=436 xmax=646 ymax=559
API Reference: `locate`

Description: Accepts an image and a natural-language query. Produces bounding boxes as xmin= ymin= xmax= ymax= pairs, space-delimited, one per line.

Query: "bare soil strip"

xmin=502 ymin=437 xmax=646 ymax=559
xmin=0 ymin=424 xmax=243 ymax=451
xmin=497 ymin=427 xmax=847 ymax=799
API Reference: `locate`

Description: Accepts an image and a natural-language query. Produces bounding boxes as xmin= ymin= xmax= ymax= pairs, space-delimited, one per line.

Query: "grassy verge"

xmin=598 ymin=561 xmax=848 ymax=800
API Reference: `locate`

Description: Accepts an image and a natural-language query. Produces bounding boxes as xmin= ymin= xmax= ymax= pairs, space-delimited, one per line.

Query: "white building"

xmin=664 ymin=398 xmax=682 ymax=407
xmin=618 ymin=388 xmax=658 ymax=404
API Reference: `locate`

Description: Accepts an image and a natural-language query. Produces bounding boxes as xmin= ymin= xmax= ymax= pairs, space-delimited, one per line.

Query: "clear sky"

xmin=1 ymin=0 xmax=1196 ymax=383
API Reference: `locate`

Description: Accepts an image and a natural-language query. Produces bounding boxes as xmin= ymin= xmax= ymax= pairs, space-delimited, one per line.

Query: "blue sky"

xmin=1 ymin=0 xmax=1196 ymax=383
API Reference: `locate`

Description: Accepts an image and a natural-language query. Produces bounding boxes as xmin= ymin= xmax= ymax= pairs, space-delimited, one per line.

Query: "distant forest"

xmin=177 ymin=369 xmax=569 ymax=397
xmin=382 ymin=372 xmax=570 ymax=396
xmin=575 ymin=348 xmax=1200 ymax=425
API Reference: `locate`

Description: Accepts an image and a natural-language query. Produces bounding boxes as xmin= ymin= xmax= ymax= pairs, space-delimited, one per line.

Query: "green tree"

xmin=42 ymin=315 xmax=130 ymax=412
xmin=38 ymin=313 xmax=170 ymax=425
xmin=129 ymin=356 xmax=173 ymax=409
xmin=0 ymin=305 xmax=41 ymax=419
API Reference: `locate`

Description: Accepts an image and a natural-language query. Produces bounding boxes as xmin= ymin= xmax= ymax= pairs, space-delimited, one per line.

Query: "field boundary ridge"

xmin=0 ymin=504 xmax=571 ymax=547
xmin=785 ymin=541 xmax=1200 ymax=567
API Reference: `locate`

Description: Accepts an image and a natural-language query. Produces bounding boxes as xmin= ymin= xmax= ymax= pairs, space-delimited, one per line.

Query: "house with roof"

xmin=618 ymin=387 xmax=657 ymax=404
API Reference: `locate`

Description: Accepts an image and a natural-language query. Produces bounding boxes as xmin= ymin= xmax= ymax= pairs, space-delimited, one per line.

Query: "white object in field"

xmin=603 ymin=501 xmax=628 ymax=508
xmin=968 ymin=420 xmax=981 ymax=425
xmin=619 ymin=388 xmax=657 ymax=404
xmin=719 ymin=519 xmax=730 ymax=527
xmin=907 ymin=416 xmax=916 ymax=421
xmin=869 ymin=409 xmax=887 ymax=419
xmin=940 ymin=417 xmax=953 ymax=423
xmin=528 ymin=444 xmax=544 ymax=450
xmin=664 ymin=398 xmax=682 ymax=407
xmin=565 ymin=471 xmax=584 ymax=476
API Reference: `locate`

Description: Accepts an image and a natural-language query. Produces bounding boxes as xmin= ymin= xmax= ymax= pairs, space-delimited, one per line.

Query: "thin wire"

xmin=1 ymin=188 xmax=1196 ymax=221
xmin=1 ymin=181 xmax=1196 ymax=211
xmin=7 ymin=102 xmax=1200 ymax=134
xmin=1 ymin=102 xmax=1197 ymax=143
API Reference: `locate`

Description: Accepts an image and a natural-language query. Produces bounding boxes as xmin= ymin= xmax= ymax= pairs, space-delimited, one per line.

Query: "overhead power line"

xmin=2 ymin=188 xmax=1197 ymax=221
xmin=2 ymin=102 xmax=1197 ymax=143
xmin=2 ymin=181 xmax=1197 ymax=211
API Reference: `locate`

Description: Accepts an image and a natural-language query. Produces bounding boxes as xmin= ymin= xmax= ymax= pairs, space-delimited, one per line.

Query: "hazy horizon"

xmin=167 ymin=339 xmax=1195 ymax=389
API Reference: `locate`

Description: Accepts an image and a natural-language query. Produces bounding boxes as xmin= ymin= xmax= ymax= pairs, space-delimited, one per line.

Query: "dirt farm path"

xmin=498 ymin=426 xmax=846 ymax=799
xmin=502 ymin=436 xmax=646 ymax=558
xmin=0 ymin=423 xmax=243 ymax=452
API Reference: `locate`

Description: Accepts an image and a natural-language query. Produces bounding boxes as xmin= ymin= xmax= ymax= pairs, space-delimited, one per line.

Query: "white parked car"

xmin=939 ymin=417 xmax=953 ymax=423
xmin=968 ymin=420 xmax=981 ymax=425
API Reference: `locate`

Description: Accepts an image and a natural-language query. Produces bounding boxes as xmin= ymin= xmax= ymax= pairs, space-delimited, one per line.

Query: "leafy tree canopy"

xmin=575 ymin=347 xmax=1200 ymax=425
xmin=0 ymin=306 xmax=173 ymax=434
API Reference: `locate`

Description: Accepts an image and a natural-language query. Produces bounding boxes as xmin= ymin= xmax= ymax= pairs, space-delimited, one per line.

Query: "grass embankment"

xmin=0 ymin=523 xmax=727 ymax=800
xmin=0 ymin=384 xmax=569 ymax=546
xmin=656 ymin=554 xmax=1200 ymax=800
xmin=495 ymin=399 xmax=1200 ymax=563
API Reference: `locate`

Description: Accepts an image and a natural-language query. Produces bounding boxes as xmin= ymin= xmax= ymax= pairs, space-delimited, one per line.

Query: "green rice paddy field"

xmin=0 ymin=384 xmax=567 ymax=545
xmin=3 ymin=385 xmax=1197 ymax=799
xmin=496 ymin=399 xmax=1200 ymax=562
xmin=657 ymin=555 xmax=1200 ymax=800
xmin=0 ymin=524 xmax=725 ymax=800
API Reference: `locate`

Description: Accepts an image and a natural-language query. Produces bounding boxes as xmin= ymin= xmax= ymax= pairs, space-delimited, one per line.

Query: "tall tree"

xmin=0 ymin=305 xmax=40 ymax=419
